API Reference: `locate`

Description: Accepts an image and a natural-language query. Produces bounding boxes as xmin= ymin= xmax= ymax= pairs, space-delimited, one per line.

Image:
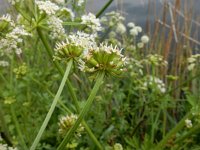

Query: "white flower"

xmin=81 ymin=13 xmax=102 ymax=31
xmin=130 ymin=28 xmax=138 ymax=36
xmin=137 ymin=42 xmax=144 ymax=48
xmin=48 ymin=16 xmax=65 ymax=39
xmin=141 ymin=35 xmax=149 ymax=44
xmin=0 ymin=14 xmax=15 ymax=26
xmin=135 ymin=26 xmax=142 ymax=32
xmin=116 ymin=23 xmax=126 ymax=34
xmin=185 ymin=119 xmax=192 ymax=128
xmin=188 ymin=64 xmax=195 ymax=71
xmin=35 ymin=0 xmax=59 ymax=15
xmin=77 ymin=0 xmax=84 ymax=6
xmin=127 ymin=22 xmax=135 ymax=28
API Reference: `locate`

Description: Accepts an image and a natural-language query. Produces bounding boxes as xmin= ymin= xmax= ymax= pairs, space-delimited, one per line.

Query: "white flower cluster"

xmin=35 ymin=0 xmax=59 ymax=15
xmin=144 ymin=76 xmax=166 ymax=93
xmin=145 ymin=54 xmax=168 ymax=67
xmin=128 ymin=22 xmax=142 ymax=36
xmin=53 ymin=0 xmax=65 ymax=5
xmin=0 ymin=14 xmax=14 ymax=26
xmin=185 ymin=119 xmax=192 ymax=128
xmin=187 ymin=54 xmax=200 ymax=71
xmin=137 ymin=35 xmax=149 ymax=48
xmin=0 ymin=136 xmax=18 ymax=150
xmin=77 ymin=0 xmax=84 ymax=6
xmin=48 ymin=16 xmax=65 ymax=40
xmin=0 ymin=26 xmax=30 ymax=55
xmin=81 ymin=13 xmax=102 ymax=32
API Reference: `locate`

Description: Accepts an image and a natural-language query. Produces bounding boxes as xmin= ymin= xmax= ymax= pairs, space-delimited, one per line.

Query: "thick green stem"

xmin=30 ymin=59 xmax=73 ymax=150
xmin=36 ymin=27 xmax=103 ymax=149
xmin=57 ymin=72 xmax=105 ymax=150
xmin=96 ymin=0 xmax=114 ymax=18
xmin=155 ymin=112 xmax=192 ymax=150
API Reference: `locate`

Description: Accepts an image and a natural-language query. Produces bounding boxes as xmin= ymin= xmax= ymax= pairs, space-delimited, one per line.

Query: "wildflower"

xmin=47 ymin=16 xmax=65 ymax=40
xmin=0 ymin=61 xmax=9 ymax=67
xmin=0 ymin=143 xmax=18 ymax=150
xmin=35 ymin=0 xmax=59 ymax=15
xmin=135 ymin=26 xmax=142 ymax=32
xmin=58 ymin=114 xmax=84 ymax=137
xmin=141 ymin=35 xmax=149 ymax=44
xmin=53 ymin=0 xmax=65 ymax=4
xmin=144 ymin=76 xmax=166 ymax=93
xmin=145 ymin=54 xmax=168 ymax=67
xmin=187 ymin=54 xmax=200 ymax=71
xmin=113 ymin=143 xmax=123 ymax=150
xmin=127 ymin=22 xmax=135 ymax=28
xmin=80 ymin=43 xmax=126 ymax=77
xmin=137 ymin=42 xmax=144 ymax=49
xmin=116 ymin=23 xmax=126 ymax=34
xmin=185 ymin=119 xmax=192 ymax=128
xmin=0 ymin=14 xmax=14 ymax=33
xmin=54 ymin=31 xmax=96 ymax=62
xmin=77 ymin=0 xmax=84 ymax=6
xmin=81 ymin=13 xmax=102 ymax=31
xmin=130 ymin=28 xmax=138 ymax=36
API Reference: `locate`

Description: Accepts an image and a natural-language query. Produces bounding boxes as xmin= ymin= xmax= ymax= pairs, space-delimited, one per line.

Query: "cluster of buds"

xmin=58 ymin=114 xmax=84 ymax=138
xmin=13 ymin=63 xmax=28 ymax=79
xmin=144 ymin=54 xmax=168 ymax=67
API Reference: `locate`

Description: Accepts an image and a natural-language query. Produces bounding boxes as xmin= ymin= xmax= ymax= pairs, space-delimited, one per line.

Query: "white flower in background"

xmin=116 ymin=23 xmax=126 ymax=34
xmin=187 ymin=54 xmax=200 ymax=71
xmin=81 ymin=13 xmax=102 ymax=31
xmin=0 ymin=26 xmax=30 ymax=55
xmin=127 ymin=22 xmax=135 ymax=28
xmin=130 ymin=28 xmax=138 ymax=36
xmin=185 ymin=119 xmax=192 ymax=128
xmin=141 ymin=35 xmax=149 ymax=44
xmin=135 ymin=26 xmax=142 ymax=32
xmin=61 ymin=8 xmax=75 ymax=20
xmin=144 ymin=76 xmax=166 ymax=93
xmin=35 ymin=0 xmax=59 ymax=15
xmin=0 ymin=61 xmax=9 ymax=67
xmin=77 ymin=0 xmax=84 ymax=6
xmin=48 ymin=16 xmax=65 ymax=40
xmin=0 ymin=14 xmax=15 ymax=27
xmin=0 ymin=143 xmax=18 ymax=150
xmin=137 ymin=42 xmax=144 ymax=49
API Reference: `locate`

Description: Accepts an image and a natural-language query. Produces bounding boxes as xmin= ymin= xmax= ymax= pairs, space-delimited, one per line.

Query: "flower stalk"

xmin=30 ymin=59 xmax=73 ymax=150
xmin=57 ymin=72 xmax=105 ymax=150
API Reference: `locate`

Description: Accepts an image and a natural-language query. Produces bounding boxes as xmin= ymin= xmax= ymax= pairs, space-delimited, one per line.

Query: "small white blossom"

xmin=81 ymin=13 xmax=102 ymax=31
xmin=0 ymin=61 xmax=9 ymax=67
xmin=35 ymin=0 xmax=59 ymax=15
xmin=61 ymin=8 xmax=75 ymax=20
xmin=48 ymin=16 xmax=65 ymax=39
xmin=130 ymin=28 xmax=138 ymax=36
xmin=141 ymin=35 xmax=149 ymax=44
xmin=185 ymin=119 xmax=192 ymax=128
xmin=135 ymin=26 xmax=142 ymax=32
xmin=116 ymin=23 xmax=126 ymax=34
xmin=127 ymin=22 xmax=135 ymax=28
xmin=137 ymin=42 xmax=144 ymax=49
xmin=77 ymin=0 xmax=84 ymax=6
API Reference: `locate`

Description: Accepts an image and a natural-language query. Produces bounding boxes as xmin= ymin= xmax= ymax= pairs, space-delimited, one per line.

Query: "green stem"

xmin=57 ymin=72 xmax=105 ymax=150
xmin=155 ymin=112 xmax=192 ymax=150
xmin=36 ymin=27 xmax=103 ymax=149
xmin=96 ymin=0 xmax=114 ymax=18
xmin=11 ymin=106 xmax=28 ymax=149
xmin=30 ymin=59 xmax=73 ymax=150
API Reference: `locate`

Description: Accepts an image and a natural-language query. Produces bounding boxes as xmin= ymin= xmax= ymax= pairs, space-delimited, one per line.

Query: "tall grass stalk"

xmin=30 ymin=59 xmax=73 ymax=150
xmin=57 ymin=72 xmax=105 ymax=150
